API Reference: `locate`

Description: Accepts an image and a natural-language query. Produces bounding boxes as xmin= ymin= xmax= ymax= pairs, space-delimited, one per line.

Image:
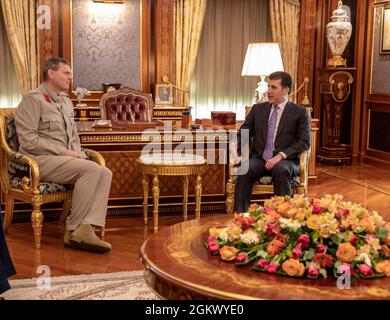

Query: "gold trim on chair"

xmin=225 ymin=150 xmax=309 ymax=214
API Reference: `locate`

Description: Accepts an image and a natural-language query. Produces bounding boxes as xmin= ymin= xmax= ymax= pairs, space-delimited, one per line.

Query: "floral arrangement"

xmin=206 ymin=194 xmax=390 ymax=279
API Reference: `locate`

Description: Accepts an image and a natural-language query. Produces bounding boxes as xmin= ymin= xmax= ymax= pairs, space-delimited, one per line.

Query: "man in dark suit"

xmin=0 ymin=216 xmax=16 ymax=296
xmin=233 ymin=71 xmax=311 ymax=213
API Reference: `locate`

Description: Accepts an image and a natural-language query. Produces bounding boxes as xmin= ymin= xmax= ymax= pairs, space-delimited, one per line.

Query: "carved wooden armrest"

xmin=84 ymin=148 xmax=106 ymax=167
xmin=9 ymin=151 xmax=40 ymax=194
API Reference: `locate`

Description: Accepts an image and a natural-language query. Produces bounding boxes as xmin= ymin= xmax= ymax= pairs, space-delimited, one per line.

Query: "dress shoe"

xmin=63 ymin=230 xmax=74 ymax=248
xmin=69 ymin=224 xmax=112 ymax=253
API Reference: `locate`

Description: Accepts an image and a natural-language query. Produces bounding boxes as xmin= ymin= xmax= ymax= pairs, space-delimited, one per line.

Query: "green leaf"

xmin=330 ymin=234 xmax=342 ymax=245
xmin=319 ymin=268 xmax=328 ymax=279
xmin=257 ymin=249 xmax=268 ymax=258
xmin=303 ymin=248 xmax=315 ymax=261
xmin=376 ymin=228 xmax=388 ymax=240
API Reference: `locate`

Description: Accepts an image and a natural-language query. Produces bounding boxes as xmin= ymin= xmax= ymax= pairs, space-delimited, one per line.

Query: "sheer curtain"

xmin=0 ymin=6 xmax=21 ymax=108
xmin=189 ymin=0 xmax=272 ymax=120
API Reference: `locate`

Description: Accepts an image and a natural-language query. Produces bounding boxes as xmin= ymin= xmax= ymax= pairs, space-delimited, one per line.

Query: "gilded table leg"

xmin=152 ymin=175 xmax=160 ymax=233
xmin=31 ymin=199 xmax=43 ymax=249
xmin=3 ymin=194 xmax=14 ymax=233
xmin=142 ymin=174 xmax=149 ymax=225
xmin=195 ymin=174 xmax=202 ymax=219
xmin=182 ymin=175 xmax=189 ymax=221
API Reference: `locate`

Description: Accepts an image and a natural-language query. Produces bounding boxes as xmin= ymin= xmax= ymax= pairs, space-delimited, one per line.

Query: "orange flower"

xmin=375 ymin=260 xmax=390 ymax=276
xmin=248 ymin=203 xmax=260 ymax=214
xmin=219 ymin=246 xmax=238 ymax=261
xmin=359 ymin=217 xmax=376 ymax=233
xmin=282 ymin=258 xmax=305 ymax=277
xmin=383 ymin=223 xmax=390 ymax=246
xmin=209 ymin=227 xmax=221 ymax=237
xmin=336 ymin=243 xmax=357 ymax=262
xmin=307 ymin=215 xmax=321 ymax=231
xmin=267 ymin=239 xmax=284 ymax=256
xmin=382 ymin=245 xmax=390 ymax=257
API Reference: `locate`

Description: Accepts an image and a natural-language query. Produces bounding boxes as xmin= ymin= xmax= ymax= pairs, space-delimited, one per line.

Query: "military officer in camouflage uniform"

xmin=15 ymin=58 xmax=112 ymax=253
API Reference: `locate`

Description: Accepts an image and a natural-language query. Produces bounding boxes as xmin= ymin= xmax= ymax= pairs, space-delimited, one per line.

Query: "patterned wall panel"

xmin=371 ymin=7 xmax=390 ymax=94
xmin=72 ymin=0 xmax=141 ymax=91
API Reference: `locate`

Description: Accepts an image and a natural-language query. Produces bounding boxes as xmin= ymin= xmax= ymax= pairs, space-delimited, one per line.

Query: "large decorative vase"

xmin=326 ymin=1 xmax=352 ymax=67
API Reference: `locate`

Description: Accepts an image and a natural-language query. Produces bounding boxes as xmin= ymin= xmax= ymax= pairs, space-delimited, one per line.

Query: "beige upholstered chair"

xmin=0 ymin=109 xmax=106 ymax=249
xmin=225 ymin=105 xmax=309 ymax=214
xmin=99 ymin=87 xmax=154 ymax=122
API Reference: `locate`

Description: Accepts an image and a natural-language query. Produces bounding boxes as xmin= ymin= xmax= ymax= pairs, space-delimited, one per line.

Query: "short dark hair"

xmin=43 ymin=57 xmax=70 ymax=81
xmin=268 ymin=71 xmax=293 ymax=94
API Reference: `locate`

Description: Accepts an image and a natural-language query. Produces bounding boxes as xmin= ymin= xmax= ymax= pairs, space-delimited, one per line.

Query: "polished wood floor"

xmin=5 ymin=162 xmax=390 ymax=280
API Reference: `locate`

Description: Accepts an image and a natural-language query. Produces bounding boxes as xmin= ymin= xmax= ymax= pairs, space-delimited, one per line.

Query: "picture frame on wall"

xmin=380 ymin=7 xmax=390 ymax=54
xmin=155 ymin=84 xmax=173 ymax=105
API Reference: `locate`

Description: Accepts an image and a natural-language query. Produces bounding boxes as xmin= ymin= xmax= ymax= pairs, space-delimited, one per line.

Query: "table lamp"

xmin=241 ymin=42 xmax=284 ymax=103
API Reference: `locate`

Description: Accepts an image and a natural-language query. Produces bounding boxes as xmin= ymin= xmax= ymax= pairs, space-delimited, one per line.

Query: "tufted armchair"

xmin=0 ymin=109 xmax=106 ymax=249
xmin=99 ymin=87 xmax=154 ymax=123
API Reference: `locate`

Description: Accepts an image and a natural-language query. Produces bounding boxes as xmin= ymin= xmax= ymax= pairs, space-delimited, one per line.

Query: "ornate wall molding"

xmin=155 ymin=0 xmax=174 ymax=84
xmin=297 ymin=0 xmax=316 ymax=109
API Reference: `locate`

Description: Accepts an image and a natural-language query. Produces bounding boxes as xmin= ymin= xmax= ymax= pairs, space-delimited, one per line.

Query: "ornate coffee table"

xmin=140 ymin=215 xmax=390 ymax=300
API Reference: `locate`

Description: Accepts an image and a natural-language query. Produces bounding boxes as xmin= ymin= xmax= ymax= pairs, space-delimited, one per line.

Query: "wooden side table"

xmin=137 ymin=154 xmax=206 ymax=233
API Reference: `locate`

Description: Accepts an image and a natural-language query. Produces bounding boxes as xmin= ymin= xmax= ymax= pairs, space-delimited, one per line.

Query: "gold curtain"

xmin=1 ymin=0 xmax=38 ymax=95
xmin=269 ymin=0 xmax=300 ymax=96
xmin=174 ymin=0 xmax=207 ymax=106
xmin=0 ymin=5 xmax=21 ymax=108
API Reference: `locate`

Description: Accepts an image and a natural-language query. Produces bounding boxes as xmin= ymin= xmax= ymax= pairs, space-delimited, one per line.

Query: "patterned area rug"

xmin=2 ymin=270 xmax=159 ymax=300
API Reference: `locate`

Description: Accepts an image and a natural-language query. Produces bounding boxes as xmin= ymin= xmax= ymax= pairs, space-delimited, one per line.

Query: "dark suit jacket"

xmin=238 ymin=101 xmax=311 ymax=162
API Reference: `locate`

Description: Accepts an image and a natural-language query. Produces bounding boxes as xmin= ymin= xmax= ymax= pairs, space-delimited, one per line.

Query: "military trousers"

xmin=37 ymin=156 xmax=112 ymax=231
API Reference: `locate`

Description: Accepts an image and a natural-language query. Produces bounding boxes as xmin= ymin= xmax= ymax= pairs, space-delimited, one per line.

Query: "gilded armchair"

xmin=99 ymin=87 xmax=154 ymax=122
xmin=225 ymin=149 xmax=309 ymax=214
xmin=0 ymin=109 xmax=106 ymax=249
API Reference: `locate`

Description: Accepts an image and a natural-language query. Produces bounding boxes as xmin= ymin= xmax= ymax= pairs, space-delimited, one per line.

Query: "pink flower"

xmin=266 ymin=262 xmax=279 ymax=273
xmin=292 ymin=247 xmax=302 ymax=259
xmin=266 ymin=226 xmax=274 ymax=236
xmin=297 ymin=234 xmax=310 ymax=249
xmin=208 ymin=236 xmax=217 ymax=244
xmin=358 ymin=264 xmax=374 ymax=276
xmin=339 ymin=263 xmax=355 ymax=277
xmin=312 ymin=204 xmax=323 ymax=214
xmin=341 ymin=209 xmax=350 ymax=217
xmin=264 ymin=208 xmax=272 ymax=215
xmin=208 ymin=243 xmax=220 ymax=254
xmin=307 ymin=266 xmax=319 ymax=278
xmin=316 ymin=244 xmax=327 ymax=253
xmin=241 ymin=217 xmax=256 ymax=230
xmin=235 ymin=252 xmax=248 ymax=263
xmin=349 ymin=235 xmax=358 ymax=246
xmin=257 ymin=258 xmax=269 ymax=269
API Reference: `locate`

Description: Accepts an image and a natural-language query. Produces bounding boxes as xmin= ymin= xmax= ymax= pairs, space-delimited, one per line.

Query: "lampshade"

xmin=241 ymin=43 xmax=284 ymax=76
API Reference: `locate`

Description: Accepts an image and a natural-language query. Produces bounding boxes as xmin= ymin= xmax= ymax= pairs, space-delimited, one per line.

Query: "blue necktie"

xmin=263 ymin=105 xmax=279 ymax=161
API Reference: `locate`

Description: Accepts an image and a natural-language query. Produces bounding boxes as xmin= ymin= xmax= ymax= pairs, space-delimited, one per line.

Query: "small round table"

xmin=137 ymin=153 xmax=207 ymax=233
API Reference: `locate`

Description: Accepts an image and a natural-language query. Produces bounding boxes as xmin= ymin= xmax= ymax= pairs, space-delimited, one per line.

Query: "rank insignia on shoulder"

xmin=43 ymin=93 xmax=51 ymax=103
